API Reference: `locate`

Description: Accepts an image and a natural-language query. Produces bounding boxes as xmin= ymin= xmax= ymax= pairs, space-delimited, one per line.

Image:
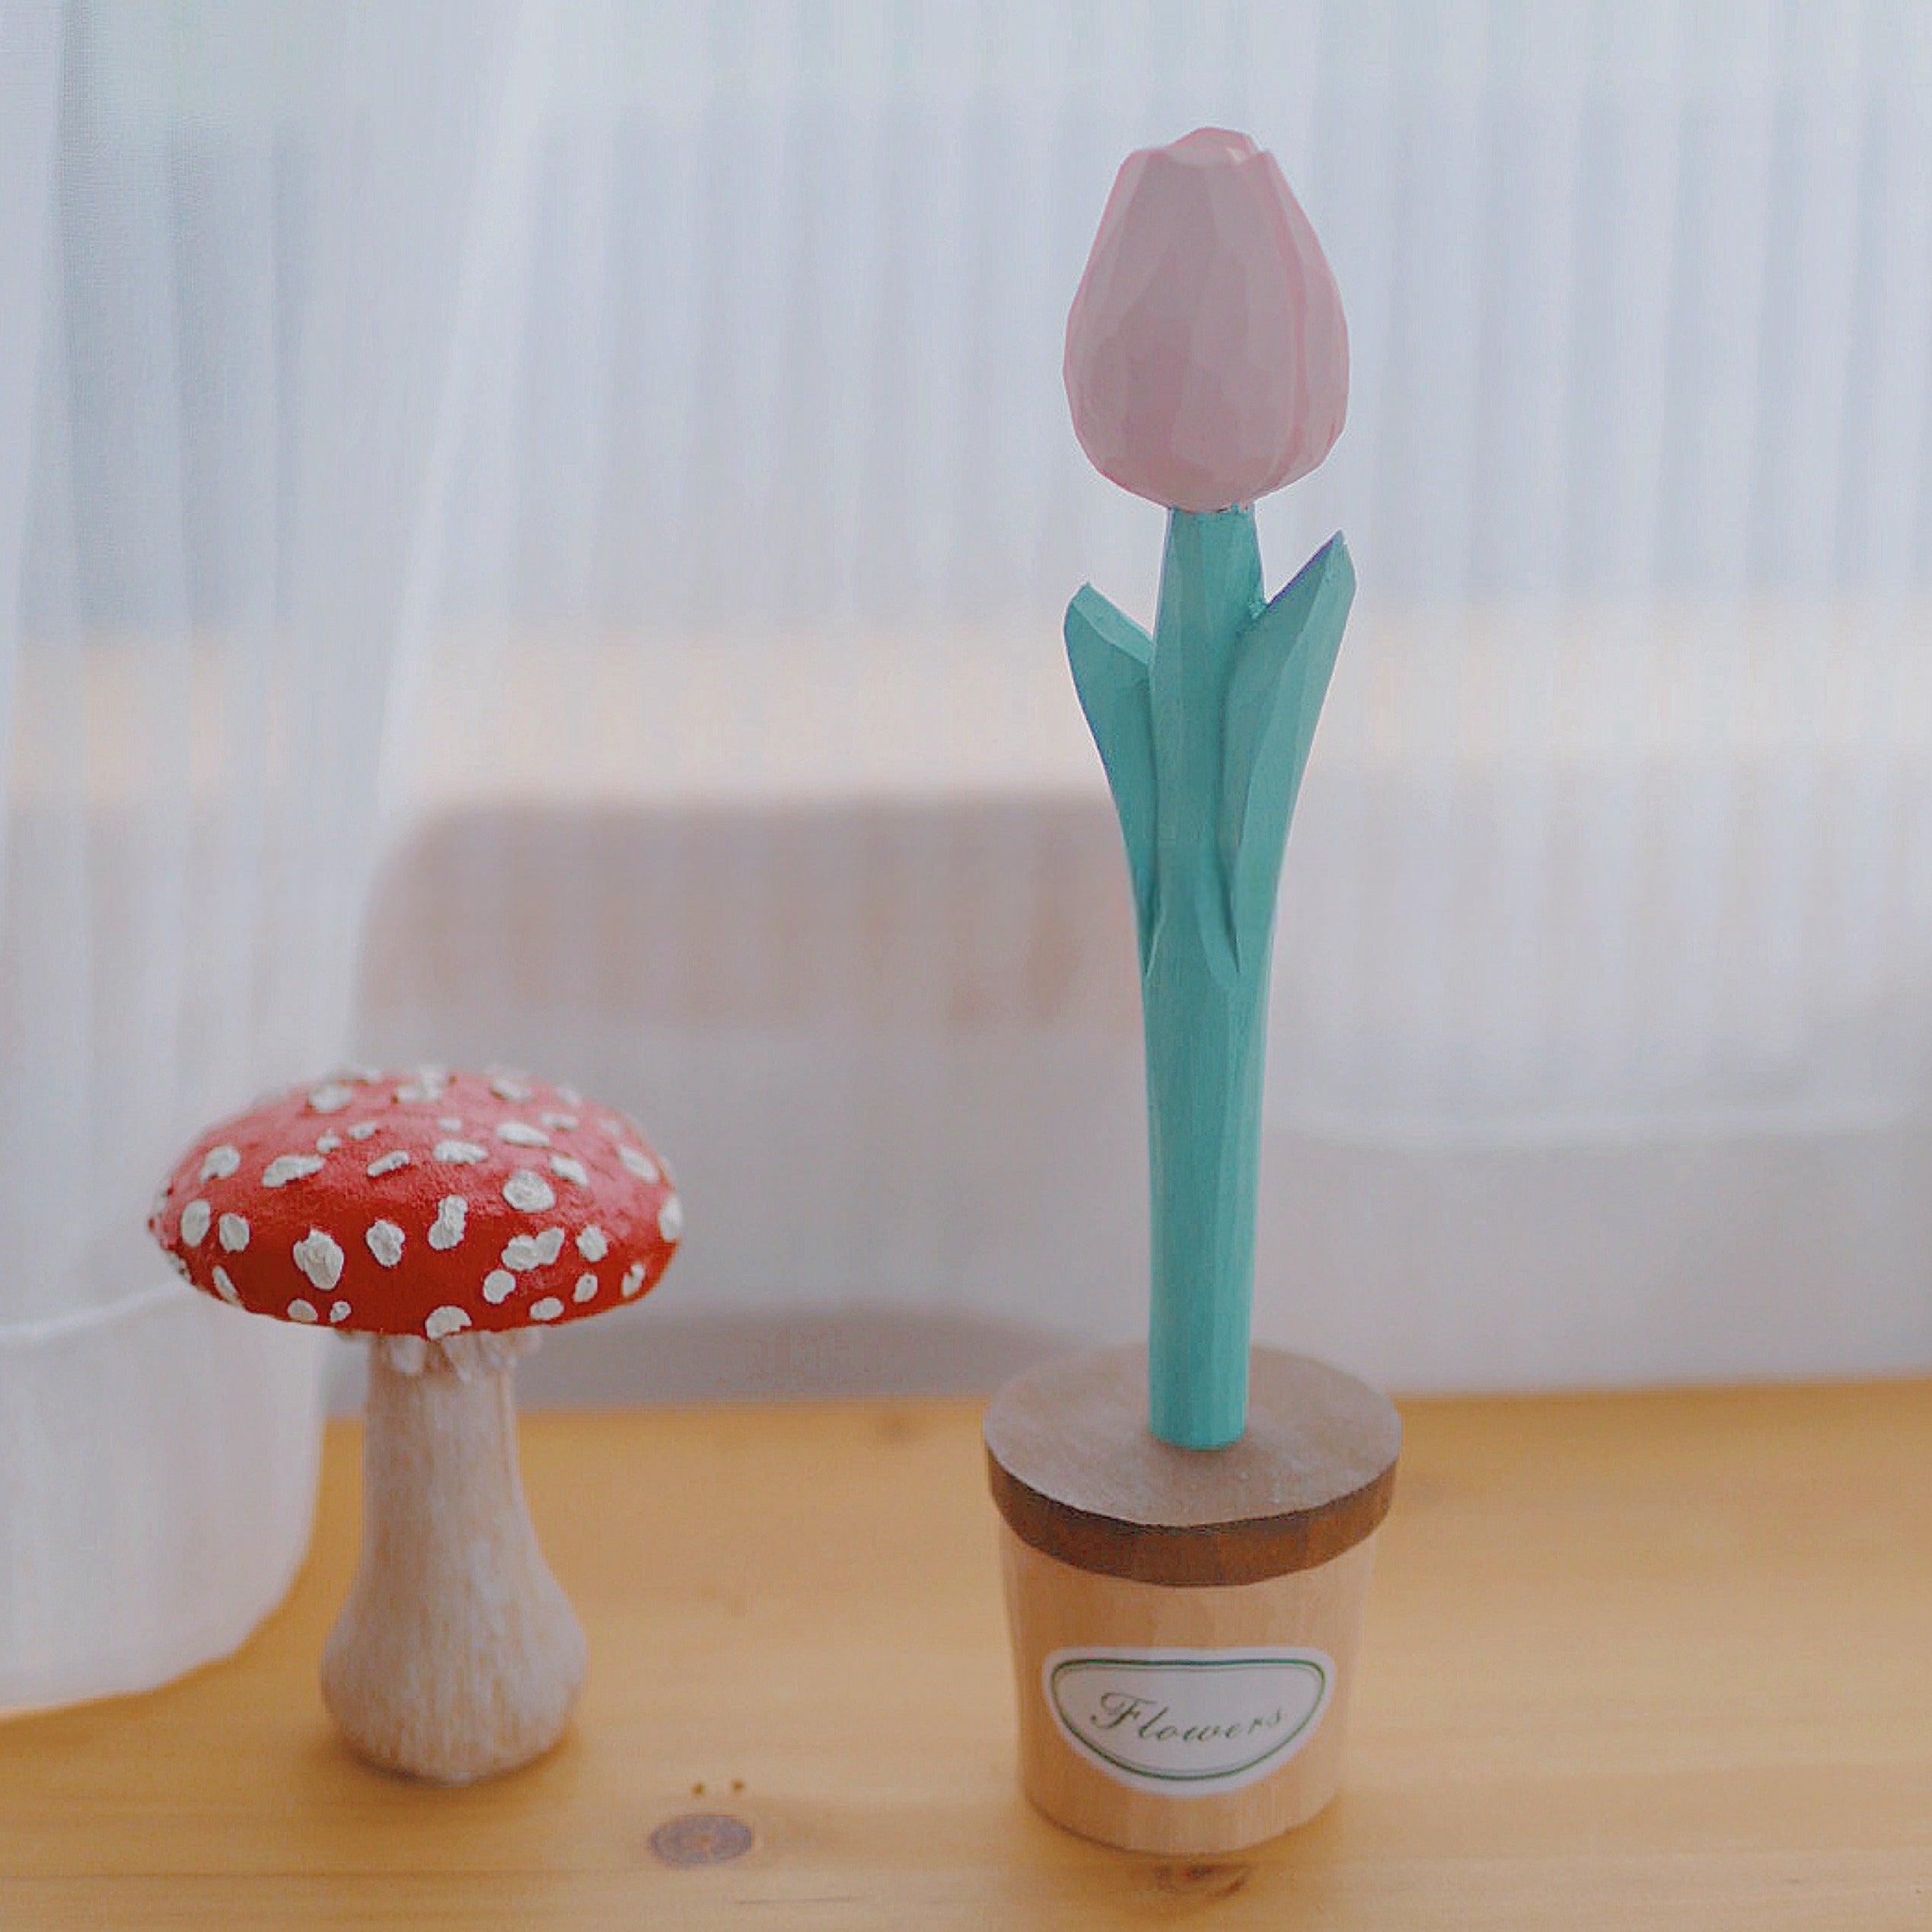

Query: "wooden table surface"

xmin=4 ymin=1379 xmax=1929 ymax=1928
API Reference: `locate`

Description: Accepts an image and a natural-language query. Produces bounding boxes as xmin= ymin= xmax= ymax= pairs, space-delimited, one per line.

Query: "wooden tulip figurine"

xmin=1065 ymin=124 xmax=1352 ymax=1451
xmin=986 ymin=130 xmax=1399 ymax=1855
xmin=150 ymin=1067 xmax=681 ymax=1783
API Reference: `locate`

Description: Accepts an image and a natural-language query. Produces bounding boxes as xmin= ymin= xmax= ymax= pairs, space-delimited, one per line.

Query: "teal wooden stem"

xmin=1067 ymin=509 xmax=1353 ymax=1449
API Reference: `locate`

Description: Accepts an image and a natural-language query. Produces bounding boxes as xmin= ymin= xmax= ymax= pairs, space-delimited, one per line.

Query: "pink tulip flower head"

xmin=1064 ymin=128 xmax=1349 ymax=514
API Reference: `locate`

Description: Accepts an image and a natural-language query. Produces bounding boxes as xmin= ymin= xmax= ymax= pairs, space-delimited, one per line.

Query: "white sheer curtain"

xmin=5 ymin=0 xmax=1931 ymax=1714
xmin=0 ymin=0 xmax=527 ymax=1711
xmin=367 ymin=0 xmax=1932 ymax=1391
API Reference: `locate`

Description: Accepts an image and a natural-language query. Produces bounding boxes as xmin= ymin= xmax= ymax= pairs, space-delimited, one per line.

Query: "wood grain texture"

xmin=999 ymin=1526 xmax=1377 ymax=1854
xmin=3 ymin=1379 xmax=1931 ymax=1929
xmin=320 ymin=1345 xmax=585 ymax=1784
xmin=984 ymin=1345 xmax=1400 ymax=1584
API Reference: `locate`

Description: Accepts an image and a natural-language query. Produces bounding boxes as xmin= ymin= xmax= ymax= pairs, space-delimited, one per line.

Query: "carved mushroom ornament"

xmin=149 ymin=1066 xmax=681 ymax=1783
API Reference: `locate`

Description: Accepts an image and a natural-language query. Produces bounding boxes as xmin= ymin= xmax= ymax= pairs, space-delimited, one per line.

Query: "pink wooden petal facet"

xmin=1064 ymin=128 xmax=1349 ymax=514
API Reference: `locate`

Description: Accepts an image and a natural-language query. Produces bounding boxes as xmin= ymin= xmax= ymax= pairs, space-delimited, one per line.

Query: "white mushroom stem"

xmin=320 ymin=1331 xmax=585 ymax=1784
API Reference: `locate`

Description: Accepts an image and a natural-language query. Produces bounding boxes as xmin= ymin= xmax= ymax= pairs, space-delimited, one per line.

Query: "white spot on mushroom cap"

xmin=308 ymin=1082 xmax=355 ymax=1114
xmin=180 ymin=1200 xmax=212 ymax=1246
xmin=346 ymin=1121 xmax=379 ymax=1142
xmin=575 ymin=1226 xmax=608 ymax=1262
xmin=502 ymin=1169 xmax=556 ymax=1213
xmin=293 ymin=1229 xmax=344 ymax=1293
xmin=620 ymin=1261 xmax=646 ymax=1299
xmin=212 ymin=1265 xmax=241 ymax=1306
xmin=199 ymin=1144 xmax=241 ymax=1181
xmin=572 ymin=1272 xmax=598 ymax=1303
xmin=288 ymin=1298 xmax=319 ymax=1324
xmin=529 ymin=1297 xmax=564 ymax=1322
xmin=218 ymin=1213 xmax=250 ymax=1252
xmin=264 ymin=1153 xmax=325 ymax=1188
xmin=540 ymin=1111 xmax=579 ymax=1131
xmin=496 ymin=1121 xmax=550 ymax=1148
xmin=165 ymin=1252 xmax=193 ymax=1284
xmin=329 ymin=1300 xmax=352 ymax=1325
xmin=367 ymin=1149 xmax=410 ymax=1178
xmin=501 ymin=1228 xmax=565 ymax=1271
xmin=490 ymin=1074 xmax=534 ymax=1104
xmin=425 ymin=1305 xmax=470 ymax=1341
xmin=315 ymin=1133 xmax=342 ymax=1154
xmin=620 ymin=1145 xmax=661 ymax=1183
xmin=483 ymin=1270 xmax=516 ymax=1304
xmin=658 ymin=1194 xmax=684 ymax=1241
xmin=428 ymin=1196 xmax=467 ymax=1251
xmin=434 ymin=1140 xmax=489 ymax=1165
xmin=549 ymin=1153 xmax=589 ymax=1188
xmin=438 ymin=1115 xmax=463 ymax=1132
xmin=558 ymin=1086 xmax=582 ymax=1106
xmin=366 ymin=1220 xmax=405 ymax=1268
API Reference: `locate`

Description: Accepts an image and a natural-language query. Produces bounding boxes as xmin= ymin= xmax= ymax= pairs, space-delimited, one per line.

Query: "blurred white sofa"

xmin=343 ymin=616 xmax=1932 ymax=1409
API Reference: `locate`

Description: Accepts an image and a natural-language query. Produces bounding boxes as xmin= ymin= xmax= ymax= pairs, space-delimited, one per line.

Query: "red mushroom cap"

xmin=148 ymin=1068 xmax=681 ymax=1341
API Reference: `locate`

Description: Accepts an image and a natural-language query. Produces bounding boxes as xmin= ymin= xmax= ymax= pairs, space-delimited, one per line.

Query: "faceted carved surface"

xmin=1064 ymin=128 xmax=1349 ymax=513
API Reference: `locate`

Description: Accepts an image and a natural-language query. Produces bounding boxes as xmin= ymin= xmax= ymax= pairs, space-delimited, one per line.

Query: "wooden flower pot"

xmin=984 ymin=1345 xmax=1400 ymax=1855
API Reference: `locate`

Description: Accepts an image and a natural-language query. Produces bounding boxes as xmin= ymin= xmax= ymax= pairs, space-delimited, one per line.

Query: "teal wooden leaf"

xmin=1066 ymin=585 xmax=1158 ymax=964
xmin=1067 ymin=513 xmax=1352 ymax=1449
xmin=1221 ymin=534 xmax=1353 ymax=972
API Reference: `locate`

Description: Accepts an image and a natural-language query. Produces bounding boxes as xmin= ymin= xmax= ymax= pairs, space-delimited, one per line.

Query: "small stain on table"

xmin=649 ymin=1812 xmax=755 ymax=1867
xmin=1148 ymin=1861 xmax=1250 ymax=1902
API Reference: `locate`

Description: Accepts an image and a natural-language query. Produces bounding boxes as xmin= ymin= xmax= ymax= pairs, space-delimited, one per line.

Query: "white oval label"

xmin=1043 ymin=1645 xmax=1332 ymax=1797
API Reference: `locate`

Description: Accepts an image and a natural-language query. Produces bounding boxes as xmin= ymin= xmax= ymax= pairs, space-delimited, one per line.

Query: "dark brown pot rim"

xmin=984 ymin=1344 xmax=1401 ymax=1589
